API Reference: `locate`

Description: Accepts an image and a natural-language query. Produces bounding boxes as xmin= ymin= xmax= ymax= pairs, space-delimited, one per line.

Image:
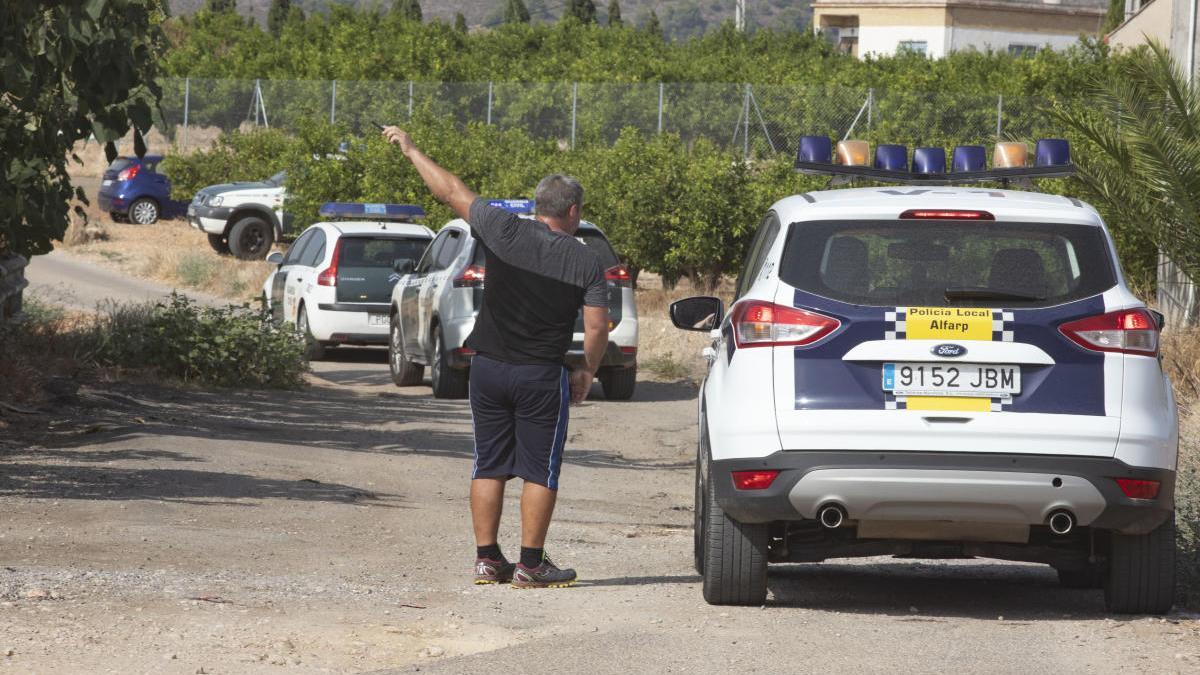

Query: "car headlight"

xmin=209 ymin=195 xmax=223 ymax=206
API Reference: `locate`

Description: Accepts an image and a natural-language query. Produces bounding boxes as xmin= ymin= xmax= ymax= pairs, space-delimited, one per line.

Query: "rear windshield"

xmin=779 ymin=220 xmax=1117 ymax=308
xmin=338 ymin=236 xmax=429 ymax=268
xmin=576 ymin=230 xmax=620 ymax=268
xmin=107 ymin=158 xmax=136 ymax=172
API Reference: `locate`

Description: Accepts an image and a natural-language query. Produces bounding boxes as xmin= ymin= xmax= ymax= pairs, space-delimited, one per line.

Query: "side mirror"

xmin=1149 ymin=309 xmax=1166 ymax=331
xmin=670 ymin=296 xmax=724 ymax=332
xmin=392 ymin=258 xmax=415 ymax=275
xmin=266 ymin=251 xmax=284 ymax=266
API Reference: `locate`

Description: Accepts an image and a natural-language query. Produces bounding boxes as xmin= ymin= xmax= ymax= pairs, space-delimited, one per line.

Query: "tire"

xmin=701 ymin=458 xmax=768 ymax=605
xmin=228 ymin=216 xmax=274 ymax=260
xmin=207 ymin=233 xmax=230 ymax=254
xmin=389 ymin=314 xmax=424 ymax=386
xmin=129 ymin=198 xmax=160 ymax=224
xmin=1056 ymin=564 xmax=1104 ymax=589
xmin=297 ymin=305 xmax=326 ymax=361
xmin=1104 ymin=513 xmax=1176 ymax=614
xmin=599 ymin=365 xmax=637 ymax=401
xmin=430 ymin=325 xmax=469 ymax=399
xmin=693 ymin=439 xmax=705 ymax=575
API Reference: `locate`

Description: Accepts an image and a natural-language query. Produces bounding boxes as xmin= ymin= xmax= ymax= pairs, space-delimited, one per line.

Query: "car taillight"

xmin=1115 ymin=478 xmax=1160 ymax=500
xmin=605 ymin=264 xmax=632 ymax=288
xmin=899 ymin=209 xmax=994 ymax=220
xmin=117 ymin=164 xmax=141 ymax=181
xmin=732 ymin=300 xmax=840 ymax=348
xmin=1059 ymin=308 xmax=1159 ymax=357
xmin=316 ymin=240 xmax=342 ymax=287
xmin=732 ymin=470 xmax=780 ymax=490
xmin=453 ymin=265 xmax=486 ymax=288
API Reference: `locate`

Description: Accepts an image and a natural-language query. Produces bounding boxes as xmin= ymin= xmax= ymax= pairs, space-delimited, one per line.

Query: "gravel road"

xmin=26 ymin=250 xmax=223 ymax=312
xmin=2 ymin=253 xmax=1197 ymax=673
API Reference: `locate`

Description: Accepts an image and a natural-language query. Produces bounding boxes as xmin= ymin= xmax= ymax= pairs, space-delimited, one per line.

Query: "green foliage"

xmin=392 ymin=0 xmax=422 ymax=22
xmin=205 ymin=0 xmax=236 ymax=13
xmin=643 ymin=9 xmax=661 ymax=38
xmin=0 ymin=1 xmax=165 ymax=256
xmin=454 ymin=11 xmax=468 ymax=32
xmin=268 ymin=0 xmax=290 ymax=36
xmin=504 ymin=0 xmax=530 ymax=25
xmin=1053 ymin=40 xmax=1200 ymax=286
xmin=96 ymin=294 xmax=309 ymax=388
xmin=1103 ymin=0 xmax=1125 ymax=34
xmin=565 ymin=0 xmax=597 ymax=24
xmin=161 ymin=128 xmax=301 ymax=200
xmin=607 ymin=0 xmax=622 ymax=27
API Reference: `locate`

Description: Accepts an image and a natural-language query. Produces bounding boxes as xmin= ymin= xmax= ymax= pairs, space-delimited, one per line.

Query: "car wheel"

xmin=207 ymin=233 xmax=231 ymax=254
xmin=1104 ymin=513 xmax=1176 ymax=614
xmin=129 ymin=198 xmax=160 ymax=225
xmin=599 ymin=364 xmax=637 ymax=400
xmin=701 ymin=457 xmax=768 ymax=606
xmin=297 ymin=305 xmax=326 ymax=361
xmin=389 ymin=314 xmax=424 ymax=386
xmin=1056 ymin=564 xmax=1105 ymax=589
xmin=430 ymin=325 xmax=468 ymax=399
xmin=228 ymin=216 xmax=274 ymax=260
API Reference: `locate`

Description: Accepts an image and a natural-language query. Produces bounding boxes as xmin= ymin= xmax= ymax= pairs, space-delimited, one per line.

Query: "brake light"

xmin=899 ymin=209 xmax=994 ymax=220
xmin=453 ymin=265 xmax=486 ymax=288
xmin=117 ymin=164 xmax=141 ymax=181
xmin=605 ymin=264 xmax=632 ymax=288
xmin=732 ymin=470 xmax=780 ymax=490
xmin=1059 ymin=308 xmax=1159 ymax=357
xmin=732 ymin=301 xmax=840 ymax=348
xmin=1115 ymin=478 xmax=1160 ymax=500
xmin=317 ymin=240 xmax=342 ymax=286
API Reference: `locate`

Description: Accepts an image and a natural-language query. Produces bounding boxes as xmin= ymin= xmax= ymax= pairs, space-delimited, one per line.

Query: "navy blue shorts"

xmin=469 ymin=354 xmax=570 ymax=490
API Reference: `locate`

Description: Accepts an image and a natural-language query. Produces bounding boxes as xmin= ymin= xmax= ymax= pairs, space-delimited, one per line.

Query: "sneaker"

xmin=474 ymin=557 xmax=515 ymax=585
xmin=511 ymin=556 xmax=577 ymax=589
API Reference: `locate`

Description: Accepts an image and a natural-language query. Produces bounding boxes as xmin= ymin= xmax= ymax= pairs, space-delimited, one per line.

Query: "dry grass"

xmin=634 ymin=274 xmax=735 ymax=382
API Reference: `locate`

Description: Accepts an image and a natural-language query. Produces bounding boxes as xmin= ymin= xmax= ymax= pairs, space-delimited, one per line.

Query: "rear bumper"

xmin=97 ymin=192 xmax=123 ymax=213
xmin=564 ymin=341 xmax=637 ymax=370
xmin=712 ymin=451 xmax=1174 ymax=535
xmin=306 ymin=303 xmax=389 ymax=343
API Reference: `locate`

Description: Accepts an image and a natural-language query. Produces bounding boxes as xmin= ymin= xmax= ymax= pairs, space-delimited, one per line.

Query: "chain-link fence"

xmin=156 ymin=78 xmax=1063 ymax=157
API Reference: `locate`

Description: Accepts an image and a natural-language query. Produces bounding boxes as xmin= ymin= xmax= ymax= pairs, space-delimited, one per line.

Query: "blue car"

xmin=96 ymin=155 xmax=186 ymax=224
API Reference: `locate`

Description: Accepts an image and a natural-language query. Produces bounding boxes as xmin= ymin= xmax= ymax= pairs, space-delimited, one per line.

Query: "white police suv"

xmin=672 ymin=138 xmax=1178 ymax=613
xmin=189 ymin=170 xmax=289 ymax=260
xmin=262 ymin=203 xmax=433 ymax=359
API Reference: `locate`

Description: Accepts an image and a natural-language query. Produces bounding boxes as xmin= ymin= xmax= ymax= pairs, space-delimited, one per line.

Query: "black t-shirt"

xmin=464 ymin=198 xmax=608 ymax=366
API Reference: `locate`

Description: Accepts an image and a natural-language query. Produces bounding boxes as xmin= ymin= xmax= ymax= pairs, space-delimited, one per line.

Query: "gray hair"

xmin=534 ymin=174 xmax=583 ymax=218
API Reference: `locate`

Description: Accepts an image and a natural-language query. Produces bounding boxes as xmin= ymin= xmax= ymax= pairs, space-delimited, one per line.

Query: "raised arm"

xmin=382 ymin=126 xmax=476 ymax=220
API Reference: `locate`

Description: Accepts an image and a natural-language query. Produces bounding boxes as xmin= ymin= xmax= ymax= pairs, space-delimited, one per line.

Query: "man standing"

xmin=383 ymin=126 xmax=609 ymax=588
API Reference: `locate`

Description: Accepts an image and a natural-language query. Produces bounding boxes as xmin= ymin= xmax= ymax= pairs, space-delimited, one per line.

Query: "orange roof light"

xmin=993 ymin=142 xmax=1028 ymax=169
xmin=837 ymin=140 xmax=870 ymax=167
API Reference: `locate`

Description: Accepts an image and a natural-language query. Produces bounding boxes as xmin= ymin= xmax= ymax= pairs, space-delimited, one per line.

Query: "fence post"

xmin=743 ymin=84 xmax=751 ymax=159
xmin=182 ymin=77 xmax=189 ymax=150
xmin=996 ymin=94 xmax=1003 ymax=139
xmin=408 ymin=81 xmax=414 ymax=120
xmin=487 ymin=81 xmax=493 ymax=126
xmin=657 ymin=82 xmax=664 ymax=134
xmin=867 ymin=88 xmax=874 ymax=132
xmin=331 ymin=80 xmax=337 ymax=124
xmin=571 ymin=82 xmax=578 ymax=150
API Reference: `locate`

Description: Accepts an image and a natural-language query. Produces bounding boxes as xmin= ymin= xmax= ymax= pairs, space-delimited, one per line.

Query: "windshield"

xmin=576 ymin=230 xmax=620 ymax=268
xmin=778 ymin=220 xmax=1116 ymax=308
xmin=266 ymin=170 xmax=287 ymax=186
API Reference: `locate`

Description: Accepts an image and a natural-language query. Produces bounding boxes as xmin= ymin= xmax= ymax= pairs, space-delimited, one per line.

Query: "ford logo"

xmin=932 ymin=343 xmax=967 ymax=358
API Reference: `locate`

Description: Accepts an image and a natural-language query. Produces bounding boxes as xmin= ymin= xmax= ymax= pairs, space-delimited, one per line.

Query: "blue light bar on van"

xmin=487 ymin=198 xmax=535 ymax=214
xmin=1035 ymin=138 xmax=1071 ymax=167
xmin=912 ymin=147 xmax=946 ymax=174
xmin=798 ymin=135 xmax=833 ymax=164
xmin=875 ymin=145 xmax=908 ymax=171
xmin=318 ymin=202 xmax=426 ymax=221
xmin=951 ymin=145 xmax=986 ymax=172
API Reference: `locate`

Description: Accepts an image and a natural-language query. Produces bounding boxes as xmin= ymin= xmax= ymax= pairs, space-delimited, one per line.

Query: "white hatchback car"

xmin=263 ymin=203 xmax=433 ymax=359
xmin=672 ymin=139 xmax=1178 ymax=613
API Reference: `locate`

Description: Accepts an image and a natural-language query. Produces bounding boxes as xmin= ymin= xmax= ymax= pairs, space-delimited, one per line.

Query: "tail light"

xmin=453 ymin=265 xmax=486 ymax=288
xmin=1059 ymin=308 xmax=1159 ymax=357
xmin=117 ymin=164 xmax=141 ymax=181
xmin=1115 ymin=478 xmax=1160 ymax=500
xmin=316 ymin=240 xmax=342 ymax=286
xmin=899 ymin=209 xmax=994 ymax=220
xmin=732 ymin=470 xmax=780 ymax=490
xmin=732 ymin=300 xmax=840 ymax=348
xmin=605 ymin=264 xmax=632 ymax=288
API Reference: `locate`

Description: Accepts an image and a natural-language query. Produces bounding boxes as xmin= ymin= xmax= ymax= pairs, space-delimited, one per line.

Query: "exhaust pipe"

xmin=1048 ymin=510 xmax=1075 ymax=535
xmin=818 ymin=504 xmax=847 ymax=529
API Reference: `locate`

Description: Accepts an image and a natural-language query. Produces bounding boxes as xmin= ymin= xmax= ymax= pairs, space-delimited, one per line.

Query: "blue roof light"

xmin=487 ymin=198 xmax=536 ymax=214
xmin=798 ymin=136 xmax=833 ymax=164
xmin=1035 ymin=139 xmax=1071 ymax=167
xmin=912 ymin=147 xmax=946 ymax=174
xmin=875 ymin=144 xmax=908 ymax=171
xmin=318 ymin=202 xmax=426 ymax=221
xmin=951 ymin=145 xmax=986 ymax=172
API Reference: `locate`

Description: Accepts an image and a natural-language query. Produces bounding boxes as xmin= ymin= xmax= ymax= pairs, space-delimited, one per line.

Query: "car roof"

xmin=314 ymin=221 xmax=433 ymax=237
xmin=442 ymin=217 xmax=604 ymax=234
xmin=772 ymin=187 xmax=1103 ymax=227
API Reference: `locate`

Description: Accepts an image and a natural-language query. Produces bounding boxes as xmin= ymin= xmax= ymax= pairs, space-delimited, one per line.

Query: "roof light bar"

xmin=794 ymin=136 xmax=1074 ymax=185
xmin=486 ymin=198 xmax=536 ymax=214
xmin=319 ymin=202 xmax=426 ymax=221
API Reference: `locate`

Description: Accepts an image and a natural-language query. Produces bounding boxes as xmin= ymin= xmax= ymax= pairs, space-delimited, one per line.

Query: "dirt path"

xmin=2 ymin=348 xmax=1197 ymax=674
xmin=26 ymin=250 xmax=223 ymax=312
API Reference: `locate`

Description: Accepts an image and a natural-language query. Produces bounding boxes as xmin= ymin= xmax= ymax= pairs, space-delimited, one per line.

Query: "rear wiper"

xmin=943 ymin=287 xmax=1044 ymax=302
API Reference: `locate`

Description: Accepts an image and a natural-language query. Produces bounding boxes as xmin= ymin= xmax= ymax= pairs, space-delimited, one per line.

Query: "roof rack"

xmin=319 ymin=202 xmax=426 ymax=221
xmin=794 ymin=137 xmax=1075 ymax=187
